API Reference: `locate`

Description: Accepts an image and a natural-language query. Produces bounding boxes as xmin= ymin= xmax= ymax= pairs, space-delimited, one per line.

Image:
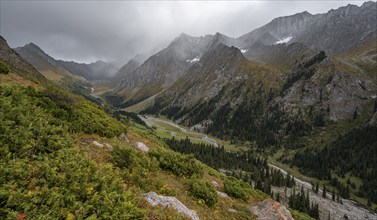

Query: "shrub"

xmin=0 ymin=61 xmax=10 ymax=74
xmin=0 ymin=148 xmax=145 ymax=219
xmin=223 ymin=177 xmax=249 ymax=201
xmin=112 ymin=146 xmax=160 ymax=192
xmin=150 ymin=148 xmax=203 ymax=178
xmin=0 ymin=85 xmax=72 ymax=159
xmin=189 ymin=178 xmax=218 ymax=207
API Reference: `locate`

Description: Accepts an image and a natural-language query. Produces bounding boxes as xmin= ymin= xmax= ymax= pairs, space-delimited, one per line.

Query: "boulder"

xmin=93 ymin=141 xmax=103 ymax=148
xmin=135 ymin=141 xmax=149 ymax=152
xmin=211 ymin=180 xmax=220 ymax=189
xmin=217 ymin=191 xmax=229 ymax=198
xmin=228 ymin=208 xmax=237 ymax=213
xmin=142 ymin=192 xmax=199 ymax=220
xmin=250 ymin=199 xmax=293 ymax=220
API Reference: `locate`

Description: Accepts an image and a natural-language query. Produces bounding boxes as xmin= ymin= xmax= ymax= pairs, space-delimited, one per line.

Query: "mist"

xmin=0 ymin=1 xmax=364 ymax=64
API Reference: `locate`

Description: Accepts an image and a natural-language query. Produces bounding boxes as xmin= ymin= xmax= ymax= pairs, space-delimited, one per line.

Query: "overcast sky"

xmin=0 ymin=1 xmax=366 ymax=65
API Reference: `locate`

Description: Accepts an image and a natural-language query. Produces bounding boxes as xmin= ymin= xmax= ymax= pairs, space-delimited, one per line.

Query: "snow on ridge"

xmin=186 ymin=56 xmax=200 ymax=63
xmin=241 ymin=49 xmax=248 ymax=53
xmin=274 ymin=36 xmax=293 ymax=45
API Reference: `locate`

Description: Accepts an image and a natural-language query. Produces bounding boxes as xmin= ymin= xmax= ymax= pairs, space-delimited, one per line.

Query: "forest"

xmin=292 ymin=125 xmax=377 ymax=205
xmin=165 ymin=138 xmax=321 ymax=218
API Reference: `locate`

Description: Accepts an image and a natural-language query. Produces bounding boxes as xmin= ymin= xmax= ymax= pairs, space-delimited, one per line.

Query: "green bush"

xmin=0 ymin=84 xmax=143 ymax=218
xmin=150 ymin=148 xmax=203 ymax=178
xmin=0 ymin=148 xmax=144 ymax=219
xmin=223 ymin=177 xmax=249 ymax=201
xmin=0 ymin=85 xmax=72 ymax=159
xmin=0 ymin=61 xmax=10 ymax=74
xmin=112 ymin=145 xmax=160 ymax=192
xmin=41 ymin=86 xmax=126 ymax=137
xmin=189 ymin=179 xmax=218 ymax=207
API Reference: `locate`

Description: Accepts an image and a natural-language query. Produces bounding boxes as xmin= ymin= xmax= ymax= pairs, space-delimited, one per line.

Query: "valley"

xmin=140 ymin=115 xmax=377 ymax=220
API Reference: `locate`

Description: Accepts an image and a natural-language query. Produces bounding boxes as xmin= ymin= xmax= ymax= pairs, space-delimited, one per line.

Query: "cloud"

xmin=0 ymin=1 xmax=365 ymax=64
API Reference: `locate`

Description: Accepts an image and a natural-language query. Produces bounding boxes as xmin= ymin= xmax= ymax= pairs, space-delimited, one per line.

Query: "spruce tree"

xmin=322 ymin=185 xmax=327 ymax=198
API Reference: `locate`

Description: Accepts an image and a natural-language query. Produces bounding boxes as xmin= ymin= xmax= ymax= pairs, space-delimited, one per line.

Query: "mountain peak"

xmin=362 ymin=1 xmax=376 ymax=8
xmin=23 ymin=42 xmax=44 ymax=52
xmin=203 ymin=43 xmax=244 ymax=63
xmin=173 ymin=33 xmax=192 ymax=43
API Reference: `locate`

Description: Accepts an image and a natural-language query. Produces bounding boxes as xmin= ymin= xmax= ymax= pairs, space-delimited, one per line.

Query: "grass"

xmin=125 ymin=93 xmax=157 ymax=113
xmin=289 ymin=209 xmax=315 ymax=220
xmin=269 ymin=149 xmax=317 ymax=184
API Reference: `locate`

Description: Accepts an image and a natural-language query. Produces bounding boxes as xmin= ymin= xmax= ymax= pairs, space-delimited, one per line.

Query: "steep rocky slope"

xmin=238 ymin=1 xmax=377 ymax=54
xmin=15 ymin=43 xmax=92 ymax=93
xmin=16 ymin=42 xmax=118 ymax=82
xmin=110 ymin=34 xmax=215 ymax=106
xmin=112 ymin=1 xmax=376 ymax=106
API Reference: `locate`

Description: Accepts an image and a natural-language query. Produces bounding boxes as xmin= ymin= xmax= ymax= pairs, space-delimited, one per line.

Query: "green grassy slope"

xmin=0 ymin=36 xmax=283 ymax=219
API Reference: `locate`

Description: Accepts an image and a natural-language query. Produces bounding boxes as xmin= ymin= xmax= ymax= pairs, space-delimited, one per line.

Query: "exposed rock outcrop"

xmin=250 ymin=199 xmax=293 ymax=220
xmin=92 ymin=141 xmax=104 ymax=148
xmin=217 ymin=191 xmax=229 ymax=199
xmin=142 ymin=192 xmax=199 ymax=220
xmin=135 ymin=141 xmax=149 ymax=152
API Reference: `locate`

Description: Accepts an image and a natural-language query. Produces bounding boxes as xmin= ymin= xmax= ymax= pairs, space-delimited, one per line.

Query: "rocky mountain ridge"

xmin=111 ymin=1 xmax=376 ymax=105
xmin=15 ymin=43 xmax=118 ymax=82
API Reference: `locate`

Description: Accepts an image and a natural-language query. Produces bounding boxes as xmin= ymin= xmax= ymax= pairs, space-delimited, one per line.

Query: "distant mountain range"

xmin=107 ymin=1 xmax=376 ymax=107
xmin=15 ymin=43 xmax=118 ymax=82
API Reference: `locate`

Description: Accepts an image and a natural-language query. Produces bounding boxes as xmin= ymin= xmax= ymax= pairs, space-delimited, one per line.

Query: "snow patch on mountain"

xmin=274 ymin=36 xmax=293 ymax=45
xmin=186 ymin=56 xmax=200 ymax=63
xmin=241 ymin=49 xmax=248 ymax=53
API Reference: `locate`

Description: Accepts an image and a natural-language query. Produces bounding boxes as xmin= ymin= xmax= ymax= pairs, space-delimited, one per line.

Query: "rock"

xmin=228 ymin=208 xmax=237 ymax=213
xmin=135 ymin=141 xmax=149 ymax=152
xmin=142 ymin=192 xmax=199 ymax=220
xmin=250 ymin=199 xmax=293 ymax=220
xmin=92 ymin=141 xmax=103 ymax=148
xmin=119 ymin=133 xmax=129 ymax=142
xmin=105 ymin=143 xmax=113 ymax=151
xmin=217 ymin=191 xmax=229 ymax=198
xmin=211 ymin=181 xmax=220 ymax=189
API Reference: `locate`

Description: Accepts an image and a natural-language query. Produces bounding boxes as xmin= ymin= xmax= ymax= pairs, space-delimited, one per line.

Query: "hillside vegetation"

xmin=0 ymin=37 xmax=300 ymax=220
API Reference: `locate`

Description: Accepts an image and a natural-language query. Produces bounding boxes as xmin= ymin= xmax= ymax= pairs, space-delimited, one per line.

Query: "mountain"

xmin=14 ymin=43 xmax=100 ymax=98
xmin=109 ymin=33 xmax=217 ymax=107
xmin=58 ymin=59 xmax=118 ymax=81
xmin=111 ymin=1 xmax=376 ymax=106
xmin=15 ymin=43 xmax=91 ymax=86
xmin=152 ymin=43 xmax=248 ymax=109
xmin=238 ymin=1 xmax=377 ymax=54
xmin=15 ymin=43 xmax=118 ymax=82
xmin=238 ymin=11 xmax=314 ymax=48
xmin=0 ymin=37 xmax=45 ymax=83
xmin=107 ymin=53 xmax=149 ymax=90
